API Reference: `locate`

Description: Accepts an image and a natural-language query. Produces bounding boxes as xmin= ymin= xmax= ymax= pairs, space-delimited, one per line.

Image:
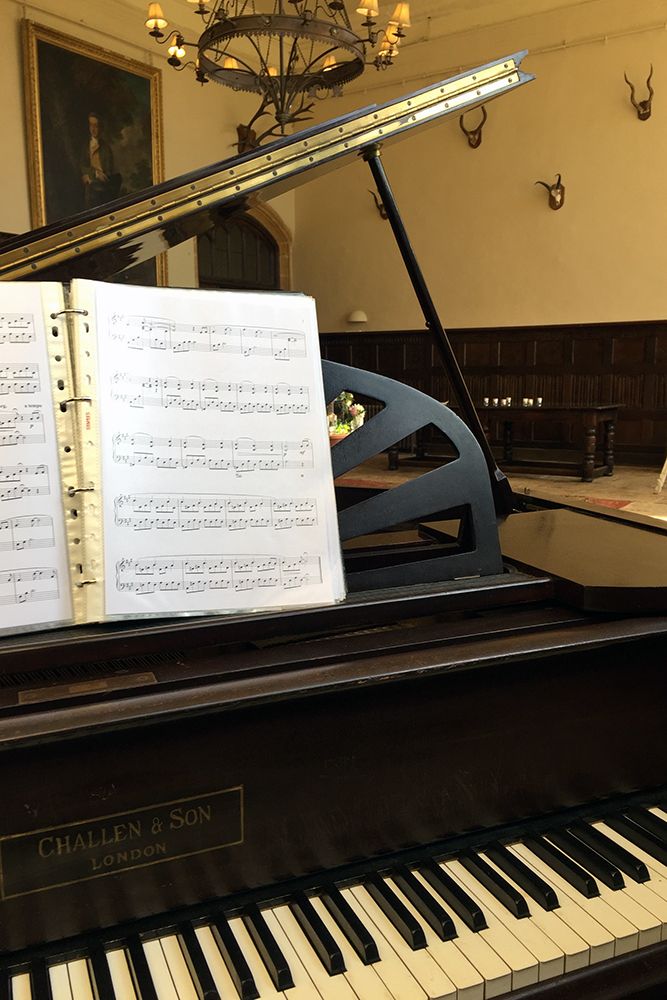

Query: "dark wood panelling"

xmin=321 ymin=321 xmax=667 ymax=462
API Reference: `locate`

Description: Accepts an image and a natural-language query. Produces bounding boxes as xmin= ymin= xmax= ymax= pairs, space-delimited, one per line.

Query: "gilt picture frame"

xmin=22 ymin=20 xmax=167 ymax=285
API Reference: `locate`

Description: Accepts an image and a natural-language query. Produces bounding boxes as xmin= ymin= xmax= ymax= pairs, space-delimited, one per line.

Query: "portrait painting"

xmin=22 ymin=21 xmax=166 ymax=285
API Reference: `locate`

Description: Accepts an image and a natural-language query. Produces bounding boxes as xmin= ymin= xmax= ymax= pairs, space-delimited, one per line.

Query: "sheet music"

xmin=74 ymin=281 xmax=345 ymax=617
xmin=0 ymin=287 xmax=72 ymax=631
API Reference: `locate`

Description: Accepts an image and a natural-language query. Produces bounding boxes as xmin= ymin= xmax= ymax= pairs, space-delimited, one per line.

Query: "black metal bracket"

xmin=363 ymin=144 xmax=513 ymax=518
xmin=323 ymin=360 xmax=503 ymax=590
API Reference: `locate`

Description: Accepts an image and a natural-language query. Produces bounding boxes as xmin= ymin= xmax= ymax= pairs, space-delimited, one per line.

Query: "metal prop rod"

xmin=363 ymin=144 xmax=513 ymax=517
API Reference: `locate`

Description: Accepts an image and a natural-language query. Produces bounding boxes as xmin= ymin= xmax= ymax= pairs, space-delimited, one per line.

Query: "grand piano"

xmin=1 ymin=51 xmax=667 ymax=1000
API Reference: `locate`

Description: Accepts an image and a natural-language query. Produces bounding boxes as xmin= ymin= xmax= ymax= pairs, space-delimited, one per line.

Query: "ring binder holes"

xmin=55 ymin=355 xmax=62 ymax=362
xmin=70 ymin=509 xmax=78 ymax=519
xmin=60 ymin=402 xmax=67 ymax=412
xmin=151 ymin=199 xmax=157 ymax=205
xmin=22 ymin=248 xmax=29 ymax=254
xmin=63 ymin=446 xmax=72 ymax=453
xmin=31 ymin=263 xmax=37 ymax=269
xmin=116 ymin=231 xmax=123 ymax=237
xmin=52 ymin=329 xmax=58 ymax=337
xmin=84 ymin=323 xmax=89 ymax=332
xmin=57 ymin=380 xmax=65 ymax=390
xmin=75 ymin=248 xmax=80 ymax=253
xmin=157 ymin=215 xmax=164 ymax=222
xmin=73 ymin=538 xmax=81 ymax=545
xmin=197 ymin=200 xmax=203 ymax=207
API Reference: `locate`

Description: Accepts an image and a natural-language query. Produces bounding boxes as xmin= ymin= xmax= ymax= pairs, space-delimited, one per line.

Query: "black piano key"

xmin=568 ymin=821 xmax=650 ymax=883
xmin=417 ymin=860 xmax=487 ymax=932
xmin=210 ymin=917 xmax=259 ymax=1000
xmin=363 ymin=872 xmax=426 ymax=950
xmin=242 ymin=905 xmax=294 ymax=991
xmin=545 ymin=830 xmax=625 ymax=889
xmin=32 ymin=959 xmax=54 ymax=1000
xmin=546 ymin=829 xmax=624 ymax=890
xmin=89 ymin=945 xmax=118 ymax=1000
xmin=484 ymin=842 xmax=560 ymax=911
xmin=320 ymin=884 xmax=380 ymax=965
xmin=0 ymin=969 xmax=9 ymax=1000
xmin=177 ymin=923 xmax=222 ymax=1000
xmin=392 ymin=865 xmax=457 ymax=940
xmin=458 ymin=850 xmax=530 ymax=918
xmin=606 ymin=815 xmax=667 ymax=866
xmin=523 ymin=836 xmax=600 ymax=898
xmin=126 ymin=935 xmax=159 ymax=1000
xmin=625 ymin=807 xmax=667 ymax=847
xmin=289 ymin=892 xmax=346 ymax=975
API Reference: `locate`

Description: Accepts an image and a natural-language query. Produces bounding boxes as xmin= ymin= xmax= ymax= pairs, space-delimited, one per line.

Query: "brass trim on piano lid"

xmin=0 ymin=53 xmax=531 ymax=281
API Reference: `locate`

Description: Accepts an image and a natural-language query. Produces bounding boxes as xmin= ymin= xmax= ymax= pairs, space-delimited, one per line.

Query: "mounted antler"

xmin=624 ymin=65 xmax=654 ymax=121
xmin=368 ymin=190 xmax=388 ymax=219
xmin=535 ymin=173 xmax=565 ymax=210
xmin=459 ymin=106 xmax=488 ymax=148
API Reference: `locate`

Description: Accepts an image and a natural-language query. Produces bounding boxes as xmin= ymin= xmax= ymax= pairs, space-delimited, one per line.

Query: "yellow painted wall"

xmin=293 ymin=0 xmax=667 ymax=330
xmin=0 ymin=0 xmax=295 ymax=286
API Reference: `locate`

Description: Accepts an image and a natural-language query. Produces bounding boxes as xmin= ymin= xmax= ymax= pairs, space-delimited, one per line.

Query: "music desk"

xmin=389 ymin=404 xmax=620 ymax=483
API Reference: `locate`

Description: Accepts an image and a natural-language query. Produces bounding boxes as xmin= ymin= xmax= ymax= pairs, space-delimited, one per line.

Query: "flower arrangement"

xmin=327 ymin=391 xmax=365 ymax=436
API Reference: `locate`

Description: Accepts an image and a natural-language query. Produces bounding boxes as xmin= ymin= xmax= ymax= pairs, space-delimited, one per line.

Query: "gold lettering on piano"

xmin=0 ymin=786 xmax=243 ymax=899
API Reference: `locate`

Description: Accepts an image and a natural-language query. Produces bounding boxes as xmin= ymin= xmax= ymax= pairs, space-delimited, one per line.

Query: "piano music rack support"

xmin=363 ymin=144 xmax=514 ymax=518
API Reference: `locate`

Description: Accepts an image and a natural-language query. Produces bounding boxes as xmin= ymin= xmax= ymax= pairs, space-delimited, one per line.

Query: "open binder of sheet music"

xmin=0 ymin=280 xmax=346 ymax=634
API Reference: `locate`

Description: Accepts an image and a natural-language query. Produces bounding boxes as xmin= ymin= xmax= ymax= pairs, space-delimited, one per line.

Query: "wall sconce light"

xmin=347 ymin=310 xmax=368 ymax=323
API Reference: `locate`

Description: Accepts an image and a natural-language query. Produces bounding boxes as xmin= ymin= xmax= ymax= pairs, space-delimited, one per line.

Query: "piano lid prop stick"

xmin=363 ymin=143 xmax=513 ymax=517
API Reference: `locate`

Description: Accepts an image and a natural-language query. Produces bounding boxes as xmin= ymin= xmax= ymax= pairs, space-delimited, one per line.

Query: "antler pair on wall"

xmin=624 ymin=66 xmax=654 ymax=120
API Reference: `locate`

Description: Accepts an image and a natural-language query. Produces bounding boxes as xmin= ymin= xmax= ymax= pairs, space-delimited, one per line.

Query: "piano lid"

xmin=0 ymin=52 xmax=532 ymax=282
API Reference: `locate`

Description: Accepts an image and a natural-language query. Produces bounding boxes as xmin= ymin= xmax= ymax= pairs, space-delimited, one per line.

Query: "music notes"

xmin=116 ymin=554 xmax=322 ymax=596
xmin=0 ymin=463 xmax=50 ymax=502
xmin=111 ymin=373 xmax=309 ymax=415
xmin=0 ymin=364 xmax=40 ymax=395
xmin=0 ymin=282 xmax=72 ymax=632
xmin=0 ymin=515 xmax=55 ymax=552
xmin=84 ymin=278 xmax=345 ymax=617
xmin=0 ymin=314 xmax=36 ymax=344
xmin=0 ymin=568 xmax=59 ymax=606
xmin=110 ymin=314 xmax=307 ymax=362
xmin=112 ymin=433 xmax=313 ymax=473
xmin=114 ymin=493 xmax=318 ymax=531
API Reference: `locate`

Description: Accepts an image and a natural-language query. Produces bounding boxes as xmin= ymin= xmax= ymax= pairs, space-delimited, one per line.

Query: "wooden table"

xmin=388 ymin=404 xmax=620 ymax=483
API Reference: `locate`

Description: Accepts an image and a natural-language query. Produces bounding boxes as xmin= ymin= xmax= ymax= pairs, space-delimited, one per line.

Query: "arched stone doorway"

xmin=196 ymin=199 xmax=292 ymax=291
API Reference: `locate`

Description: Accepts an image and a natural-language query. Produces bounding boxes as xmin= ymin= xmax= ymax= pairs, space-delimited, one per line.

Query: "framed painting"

xmin=22 ymin=21 xmax=167 ymax=285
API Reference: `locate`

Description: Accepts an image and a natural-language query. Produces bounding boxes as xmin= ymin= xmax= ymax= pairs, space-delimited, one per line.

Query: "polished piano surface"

xmin=2 ymin=53 xmax=667 ymax=1000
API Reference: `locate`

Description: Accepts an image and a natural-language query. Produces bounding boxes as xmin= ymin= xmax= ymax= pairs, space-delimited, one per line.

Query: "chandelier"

xmin=144 ymin=0 xmax=410 ymax=145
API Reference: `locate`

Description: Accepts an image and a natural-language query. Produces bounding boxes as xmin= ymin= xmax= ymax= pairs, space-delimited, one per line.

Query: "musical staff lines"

xmin=110 ymin=373 xmax=309 ymax=414
xmin=0 ymin=365 xmax=40 ymax=395
xmin=0 ymin=409 xmax=46 ymax=448
xmin=0 ymin=462 xmax=50 ymax=502
xmin=110 ymin=314 xmax=307 ymax=362
xmin=112 ymin=433 xmax=313 ymax=473
xmin=0 ymin=314 xmax=36 ymax=344
xmin=0 ymin=515 xmax=55 ymax=552
xmin=0 ymin=568 xmax=59 ymax=607
xmin=114 ymin=493 xmax=318 ymax=531
xmin=116 ymin=554 xmax=322 ymax=595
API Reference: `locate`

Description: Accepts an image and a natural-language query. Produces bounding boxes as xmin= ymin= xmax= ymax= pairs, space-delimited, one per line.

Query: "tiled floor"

xmin=337 ymin=456 xmax=667 ymax=522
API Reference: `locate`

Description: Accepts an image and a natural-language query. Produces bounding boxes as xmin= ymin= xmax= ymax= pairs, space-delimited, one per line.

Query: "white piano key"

xmin=195 ymin=924 xmax=253 ymax=998
xmin=510 ymin=843 xmax=630 ymax=958
xmin=143 ymin=939 xmax=181 ymax=1000
xmin=444 ymin=861 xmax=565 ymax=982
xmin=443 ymin=861 xmax=539 ymax=991
xmin=48 ymin=964 xmax=73 ymax=1000
xmin=384 ymin=875 xmax=485 ymax=1000
xmin=9 ymin=974 xmax=32 ymax=1000
xmin=340 ymin=886 xmax=428 ymax=1000
xmin=159 ymin=936 xmax=200 ymax=1000
xmin=412 ymin=870 xmax=513 ymax=999
xmin=309 ymin=895 xmax=396 ymax=1000
xmin=260 ymin=908 xmax=325 ymax=999
xmin=66 ymin=961 xmax=94 ymax=1000
xmin=650 ymin=807 xmax=667 ymax=824
xmin=227 ymin=916 xmax=286 ymax=1000
xmin=478 ymin=851 xmax=589 ymax=973
xmin=107 ymin=950 xmax=139 ymax=1000
xmin=271 ymin=905 xmax=357 ymax=1000
xmin=349 ymin=884 xmax=457 ymax=999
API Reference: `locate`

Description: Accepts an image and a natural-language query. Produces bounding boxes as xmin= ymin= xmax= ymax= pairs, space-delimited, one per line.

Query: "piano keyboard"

xmin=3 ymin=804 xmax=667 ymax=1000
